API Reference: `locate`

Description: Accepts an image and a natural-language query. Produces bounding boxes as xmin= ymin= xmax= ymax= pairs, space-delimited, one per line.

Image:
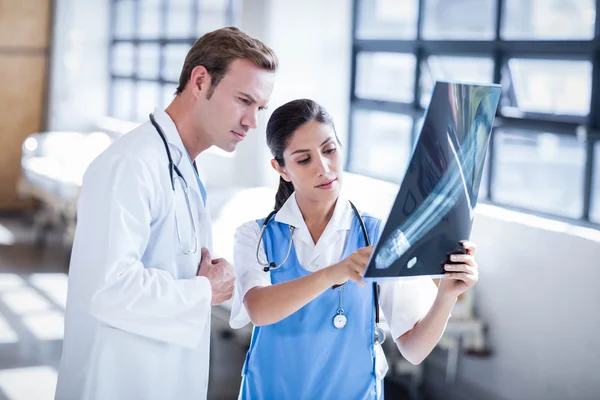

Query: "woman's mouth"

xmin=316 ymin=178 xmax=337 ymax=190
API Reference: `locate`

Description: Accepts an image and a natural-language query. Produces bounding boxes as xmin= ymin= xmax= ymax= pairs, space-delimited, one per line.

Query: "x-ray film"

xmin=364 ymin=81 xmax=501 ymax=280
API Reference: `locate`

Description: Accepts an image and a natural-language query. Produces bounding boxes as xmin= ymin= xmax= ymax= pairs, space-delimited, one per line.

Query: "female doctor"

xmin=230 ymin=99 xmax=479 ymax=399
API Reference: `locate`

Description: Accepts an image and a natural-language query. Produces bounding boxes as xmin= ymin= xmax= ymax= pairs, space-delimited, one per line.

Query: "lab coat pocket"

xmin=375 ymin=343 xmax=389 ymax=380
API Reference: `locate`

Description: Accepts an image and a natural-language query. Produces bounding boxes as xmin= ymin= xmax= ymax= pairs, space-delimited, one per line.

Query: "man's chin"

xmin=215 ymin=142 xmax=238 ymax=153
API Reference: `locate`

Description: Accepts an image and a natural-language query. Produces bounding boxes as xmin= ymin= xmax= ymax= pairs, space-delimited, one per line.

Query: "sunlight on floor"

xmin=0 ymin=366 xmax=57 ymax=400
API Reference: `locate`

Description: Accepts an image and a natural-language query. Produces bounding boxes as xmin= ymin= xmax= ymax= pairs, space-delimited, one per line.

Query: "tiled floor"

xmin=0 ymin=216 xmax=247 ymax=400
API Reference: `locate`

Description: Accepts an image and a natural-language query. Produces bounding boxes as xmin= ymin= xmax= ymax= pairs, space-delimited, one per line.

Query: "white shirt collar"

xmin=274 ymin=192 xmax=354 ymax=232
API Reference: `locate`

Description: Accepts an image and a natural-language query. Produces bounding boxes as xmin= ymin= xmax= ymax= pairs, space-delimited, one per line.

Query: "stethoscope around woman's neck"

xmin=256 ymin=200 xmax=385 ymax=345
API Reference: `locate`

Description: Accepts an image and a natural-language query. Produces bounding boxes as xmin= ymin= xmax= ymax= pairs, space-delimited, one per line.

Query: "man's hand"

xmin=197 ymin=248 xmax=235 ymax=305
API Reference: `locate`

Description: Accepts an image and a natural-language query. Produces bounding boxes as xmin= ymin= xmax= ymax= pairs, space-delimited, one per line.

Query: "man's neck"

xmin=165 ymin=97 xmax=211 ymax=160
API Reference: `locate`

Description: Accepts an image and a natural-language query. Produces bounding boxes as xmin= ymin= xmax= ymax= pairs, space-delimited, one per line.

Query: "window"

xmin=349 ymin=110 xmax=413 ymax=183
xmin=109 ymin=0 xmax=236 ymax=122
xmin=350 ymin=0 xmax=600 ymax=225
xmin=356 ymin=0 xmax=419 ymax=39
xmin=493 ymin=130 xmax=585 ymax=218
xmin=422 ymin=0 xmax=496 ymax=40
xmin=355 ymin=52 xmax=416 ymax=103
xmin=502 ymin=0 xmax=595 ymax=40
xmin=420 ymin=56 xmax=494 ymax=107
xmin=503 ymin=59 xmax=592 ymax=117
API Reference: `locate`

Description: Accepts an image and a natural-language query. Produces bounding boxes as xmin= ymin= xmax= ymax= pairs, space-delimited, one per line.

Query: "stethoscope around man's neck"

xmin=256 ymin=200 xmax=385 ymax=345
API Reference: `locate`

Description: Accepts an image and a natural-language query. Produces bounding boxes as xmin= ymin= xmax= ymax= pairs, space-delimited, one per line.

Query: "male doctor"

xmin=55 ymin=27 xmax=277 ymax=399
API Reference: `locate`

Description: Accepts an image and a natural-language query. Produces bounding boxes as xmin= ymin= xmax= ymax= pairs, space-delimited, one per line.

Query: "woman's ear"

xmin=271 ymin=159 xmax=291 ymax=182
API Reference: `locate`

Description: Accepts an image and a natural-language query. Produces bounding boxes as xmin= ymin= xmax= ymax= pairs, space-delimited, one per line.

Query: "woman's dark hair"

xmin=266 ymin=99 xmax=340 ymax=211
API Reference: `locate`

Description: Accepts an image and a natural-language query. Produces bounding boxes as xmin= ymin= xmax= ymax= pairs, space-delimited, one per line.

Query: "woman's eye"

xmin=297 ymin=158 xmax=310 ymax=165
xmin=324 ymin=148 xmax=337 ymax=154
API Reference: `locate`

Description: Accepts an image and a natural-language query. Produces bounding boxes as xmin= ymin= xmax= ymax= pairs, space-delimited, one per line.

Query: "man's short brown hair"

xmin=176 ymin=27 xmax=278 ymax=97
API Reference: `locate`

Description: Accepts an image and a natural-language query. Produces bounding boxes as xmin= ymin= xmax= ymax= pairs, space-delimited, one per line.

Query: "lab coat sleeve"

xmin=229 ymin=221 xmax=272 ymax=329
xmin=73 ymin=154 xmax=212 ymax=349
xmin=374 ymin=220 xmax=438 ymax=340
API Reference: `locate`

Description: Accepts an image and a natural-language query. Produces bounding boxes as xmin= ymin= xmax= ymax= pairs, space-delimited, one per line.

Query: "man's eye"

xmin=239 ymin=97 xmax=251 ymax=105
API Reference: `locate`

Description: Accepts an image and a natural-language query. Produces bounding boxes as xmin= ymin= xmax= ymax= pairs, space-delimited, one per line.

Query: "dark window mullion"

xmin=411 ymin=0 xmax=425 ymax=146
xmin=488 ymin=0 xmax=504 ymax=202
xmin=345 ymin=0 xmax=360 ymax=171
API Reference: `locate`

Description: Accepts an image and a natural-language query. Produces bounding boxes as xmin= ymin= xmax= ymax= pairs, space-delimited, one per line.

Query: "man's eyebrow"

xmin=237 ymin=91 xmax=268 ymax=109
xmin=290 ymin=137 xmax=334 ymax=155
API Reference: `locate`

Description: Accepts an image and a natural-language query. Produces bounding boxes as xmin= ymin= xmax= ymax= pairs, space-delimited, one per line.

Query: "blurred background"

xmin=1 ymin=0 xmax=599 ymax=399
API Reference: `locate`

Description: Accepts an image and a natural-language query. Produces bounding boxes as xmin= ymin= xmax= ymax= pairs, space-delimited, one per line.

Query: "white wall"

xmin=342 ymin=176 xmax=600 ymax=400
xmin=454 ymin=207 xmax=600 ymax=400
xmin=47 ymin=0 xmax=109 ymax=132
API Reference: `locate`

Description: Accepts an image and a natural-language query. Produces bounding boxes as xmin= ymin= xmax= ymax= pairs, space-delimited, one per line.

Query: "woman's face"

xmin=273 ymin=119 xmax=343 ymax=204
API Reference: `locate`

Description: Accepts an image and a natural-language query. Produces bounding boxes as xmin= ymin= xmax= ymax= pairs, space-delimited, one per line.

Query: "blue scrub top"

xmin=239 ymin=211 xmax=383 ymax=400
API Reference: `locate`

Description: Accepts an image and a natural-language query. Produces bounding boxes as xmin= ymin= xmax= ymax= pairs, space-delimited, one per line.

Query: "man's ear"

xmin=189 ymin=65 xmax=211 ymax=97
xmin=271 ymin=159 xmax=291 ymax=182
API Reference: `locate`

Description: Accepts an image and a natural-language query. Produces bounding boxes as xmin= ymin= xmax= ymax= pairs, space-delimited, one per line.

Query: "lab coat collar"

xmin=151 ymin=107 xmax=206 ymax=206
xmin=274 ymin=192 xmax=354 ymax=232
xmin=152 ymin=107 xmax=187 ymax=157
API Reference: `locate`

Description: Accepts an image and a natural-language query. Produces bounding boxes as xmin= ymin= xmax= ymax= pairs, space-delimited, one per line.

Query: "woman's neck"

xmin=295 ymin=194 xmax=338 ymax=244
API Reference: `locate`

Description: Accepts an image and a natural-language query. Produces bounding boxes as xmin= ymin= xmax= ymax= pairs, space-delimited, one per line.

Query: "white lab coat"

xmin=55 ymin=108 xmax=214 ymax=400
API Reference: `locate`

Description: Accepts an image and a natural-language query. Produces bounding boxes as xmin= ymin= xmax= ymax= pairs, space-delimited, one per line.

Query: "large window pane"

xmin=503 ymin=59 xmax=592 ymax=117
xmin=115 ymin=0 xmax=135 ymax=39
xmin=493 ymin=130 xmax=585 ymax=218
xmin=350 ymin=110 xmax=413 ymax=183
xmin=138 ymin=0 xmax=161 ymax=39
xmin=164 ymin=44 xmax=190 ymax=82
xmin=422 ymin=0 xmax=495 ymax=40
xmin=196 ymin=0 xmax=230 ymax=37
xmin=420 ymin=56 xmax=494 ymax=107
xmin=167 ymin=0 xmax=194 ymax=38
xmin=112 ymin=43 xmax=135 ymax=76
xmin=591 ymin=141 xmax=600 ymax=223
xmin=138 ymin=44 xmax=161 ymax=79
xmin=136 ymin=82 xmax=160 ymax=122
xmin=502 ymin=0 xmax=595 ymax=40
xmin=356 ymin=0 xmax=418 ymax=39
xmin=163 ymin=84 xmax=177 ymax=108
xmin=113 ymin=80 xmax=135 ymax=121
xmin=356 ymin=52 xmax=416 ymax=103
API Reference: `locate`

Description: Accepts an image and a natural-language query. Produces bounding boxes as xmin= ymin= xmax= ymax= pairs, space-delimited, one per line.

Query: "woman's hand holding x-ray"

xmin=327 ymin=246 xmax=374 ymax=288
xmin=197 ymin=248 xmax=235 ymax=305
xmin=438 ymin=241 xmax=479 ymax=298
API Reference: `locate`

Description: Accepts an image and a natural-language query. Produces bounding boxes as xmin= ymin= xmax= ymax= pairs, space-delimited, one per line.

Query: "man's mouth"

xmin=232 ymin=130 xmax=246 ymax=141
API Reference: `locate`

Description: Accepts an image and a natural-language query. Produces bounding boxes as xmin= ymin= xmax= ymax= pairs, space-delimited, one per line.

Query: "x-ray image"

xmin=364 ymin=81 xmax=501 ymax=280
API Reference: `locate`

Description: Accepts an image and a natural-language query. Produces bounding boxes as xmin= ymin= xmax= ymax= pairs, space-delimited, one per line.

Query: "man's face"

xmin=194 ymin=59 xmax=275 ymax=152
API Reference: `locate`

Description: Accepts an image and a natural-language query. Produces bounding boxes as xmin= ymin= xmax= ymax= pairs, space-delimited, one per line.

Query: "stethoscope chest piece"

xmin=374 ymin=326 xmax=386 ymax=345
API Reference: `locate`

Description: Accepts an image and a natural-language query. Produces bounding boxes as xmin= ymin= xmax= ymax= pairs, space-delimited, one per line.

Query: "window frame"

xmin=108 ymin=0 xmax=236 ymax=122
xmin=348 ymin=0 xmax=600 ymax=225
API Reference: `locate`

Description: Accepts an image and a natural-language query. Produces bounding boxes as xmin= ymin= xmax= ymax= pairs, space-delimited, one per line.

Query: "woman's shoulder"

xmin=235 ymin=220 xmax=263 ymax=240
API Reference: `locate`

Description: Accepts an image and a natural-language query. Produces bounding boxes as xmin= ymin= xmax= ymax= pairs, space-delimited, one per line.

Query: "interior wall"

xmin=0 ymin=0 xmax=52 ymax=210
